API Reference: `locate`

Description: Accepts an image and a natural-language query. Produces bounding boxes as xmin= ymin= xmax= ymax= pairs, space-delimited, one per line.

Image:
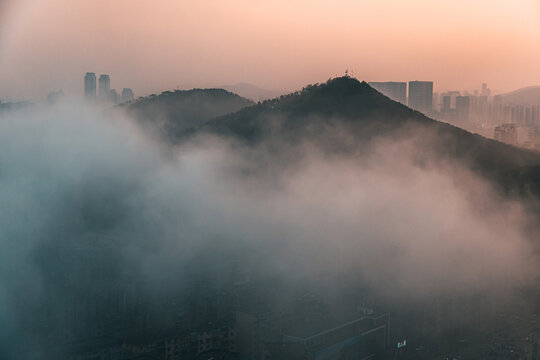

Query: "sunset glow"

xmin=1 ymin=0 xmax=540 ymax=99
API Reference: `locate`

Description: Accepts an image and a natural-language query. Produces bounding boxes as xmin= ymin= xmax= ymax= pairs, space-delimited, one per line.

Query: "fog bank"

xmin=0 ymin=102 xmax=537 ymax=356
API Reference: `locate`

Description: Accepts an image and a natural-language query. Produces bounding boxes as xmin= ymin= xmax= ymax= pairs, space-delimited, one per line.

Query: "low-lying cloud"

xmin=0 ymin=102 xmax=537 ymax=356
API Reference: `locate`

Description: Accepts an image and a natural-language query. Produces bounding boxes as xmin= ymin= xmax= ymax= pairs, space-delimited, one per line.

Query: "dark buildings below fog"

xmin=408 ymin=81 xmax=434 ymax=114
xmin=84 ymin=72 xmax=134 ymax=104
xmin=280 ymin=314 xmax=389 ymax=360
xmin=368 ymin=82 xmax=407 ymax=104
xmin=84 ymin=72 xmax=97 ymax=99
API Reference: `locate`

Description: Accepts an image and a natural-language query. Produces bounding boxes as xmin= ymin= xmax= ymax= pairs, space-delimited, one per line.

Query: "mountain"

xmin=121 ymin=88 xmax=253 ymax=142
xmin=500 ymin=86 xmax=540 ymax=104
xmin=220 ymin=83 xmax=283 ymax=102
xmin=193 ymin=77 xmax=540 ymax=197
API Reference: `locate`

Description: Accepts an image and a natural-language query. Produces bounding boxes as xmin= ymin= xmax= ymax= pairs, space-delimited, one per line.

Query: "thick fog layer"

xmin=0 ymin=103 xmax=537 ymax=356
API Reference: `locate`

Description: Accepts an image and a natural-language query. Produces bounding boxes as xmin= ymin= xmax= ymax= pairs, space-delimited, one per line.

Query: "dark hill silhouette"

xmin=200 ymin=77 xmax=426 ymax=140
xmin=121 ymin=88 xmax=253 ymax=142
xmin=193 ymin=77 xmax=540 ymax=197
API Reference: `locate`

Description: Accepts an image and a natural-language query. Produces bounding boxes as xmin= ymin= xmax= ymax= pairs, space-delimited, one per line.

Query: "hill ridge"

xmin=185 ymin=77 xmax=540 ymax=198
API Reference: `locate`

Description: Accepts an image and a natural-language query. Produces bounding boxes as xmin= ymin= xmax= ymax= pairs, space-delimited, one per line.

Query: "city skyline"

xmin=77 ymin=70 xmax=540 ymax=151
xmin=83 ymin=72 xmax=134 ymax=104
xmin=0 ymin=72 xmax=533 ymax=104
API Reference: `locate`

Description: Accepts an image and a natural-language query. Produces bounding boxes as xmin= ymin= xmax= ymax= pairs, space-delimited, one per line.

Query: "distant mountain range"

xmin=127 ymin=77 xmax=540 ymax=199
xmin=220 ymin=83 xmax=283 ymax=102
xmin=500 ymin=86 xmax=540 ymax=104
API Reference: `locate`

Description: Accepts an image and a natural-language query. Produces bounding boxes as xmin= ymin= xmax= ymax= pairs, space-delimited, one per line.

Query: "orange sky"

xmin=1 ymin=0 xmax=540 ymax=100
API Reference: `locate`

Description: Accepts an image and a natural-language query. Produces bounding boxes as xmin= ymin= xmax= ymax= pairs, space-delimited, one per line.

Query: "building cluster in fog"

xmin=84 ymin=72 xmax=134 ymax=104
xmin=434 ymin=85 xmax=540 ymax=149
xmin=370 ymin=80 xmax=540 ymax=150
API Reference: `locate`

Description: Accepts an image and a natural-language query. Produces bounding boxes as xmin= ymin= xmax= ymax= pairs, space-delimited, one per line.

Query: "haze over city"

xmin=2 ymin=0 xmax=540 ymax=100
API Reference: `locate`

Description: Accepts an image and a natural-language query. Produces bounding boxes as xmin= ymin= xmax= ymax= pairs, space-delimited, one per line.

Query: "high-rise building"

xmin=492 ymin=95 xmax=502 ymax=122
xmin=109 ymin=89 xmax=119 ymax=104
xmin=432 ymin=92 xmax=440 ymax=111
xmin=481 ymin=83 xmax=491 ymax=97
xmin=441 ymin=95 xmax=452 ymax=112
xmin=470 ymin=95 xmax=478 ymax=114
xmin=493 ymin=95 xmax=502 ymax=108
xmin=408 ymin=81 xmax=433 ymax=113
xmin=440 ymin=91 xmax=461 ymax=109
xmin=121 ymin=88 xmax=135 ymax=103
xmin=368 ymin=82 xmax=407 ymax=104
xmin=84 ymin=72 xmax=97 ymax=99
xmin=456 ymin=96 xmax=470 ymax=122
xmin=440 ymin=94 xmax=457 ymax=122
xmin=98 ymin=74 xmax=111 ymax=99
xmin=478 ymin=95 xmax=488 ymax=116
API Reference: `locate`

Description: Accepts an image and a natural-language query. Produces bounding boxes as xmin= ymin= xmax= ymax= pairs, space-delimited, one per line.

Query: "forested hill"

xmin=122 ymin=88 xmax=253 ymax=142
xmin=194 ymin=77 xmax=540 ymax=197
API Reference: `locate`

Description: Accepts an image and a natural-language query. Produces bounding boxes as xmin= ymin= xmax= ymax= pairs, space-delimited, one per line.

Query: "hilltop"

xmin=121 ymin=88 xmax=253 ymax=142
xmin=193 ymin=77 xmax=540 ymax=197
xmin=200 ymin=78 xmax=539 ymax=161
xmin=121 ymin=77 xmax=540 ymax=198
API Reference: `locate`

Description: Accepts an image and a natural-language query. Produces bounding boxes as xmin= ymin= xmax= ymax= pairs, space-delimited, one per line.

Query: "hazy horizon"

xmin=1 ymin=0 xmax=540 ymax=100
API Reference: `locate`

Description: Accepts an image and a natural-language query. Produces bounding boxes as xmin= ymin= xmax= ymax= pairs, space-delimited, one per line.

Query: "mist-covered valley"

xmin=2 ymin=78 xmax=540 ymax=360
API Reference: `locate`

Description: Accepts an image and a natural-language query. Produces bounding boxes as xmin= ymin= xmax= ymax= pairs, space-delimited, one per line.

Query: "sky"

xmin=1 ymin=0 xmax=540 ymax=100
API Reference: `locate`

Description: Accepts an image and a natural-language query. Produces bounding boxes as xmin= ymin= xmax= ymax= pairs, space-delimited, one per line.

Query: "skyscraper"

xmin=109 ymin=89 xmax=119 ymax=104
xmin=442 ymin=95 xmax=451 ymax=112
xmin=481 ymin=83 xmax=491 ymax=97
xmin=368 ymin=82 xmax=407 ymax=104
xmin=408 ymin=81 xmax=433 ymax=113
xmin=84 ymin=72 xmax=97 ymax=99
xmin=121 ymin=88 xmax=135 ymax=103
xmin=432 ymin=92 xmax=439 ymax=112
xmin=456 ymin=96 xmax=470 ymax=122
xmin=98 ymin=74 xmax=111 ymax=99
